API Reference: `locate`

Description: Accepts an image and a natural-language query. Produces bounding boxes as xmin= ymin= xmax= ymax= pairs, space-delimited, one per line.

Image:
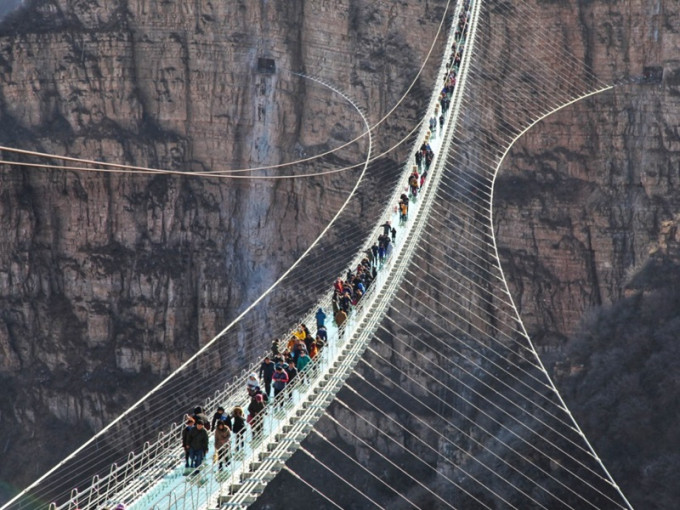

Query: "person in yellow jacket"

xmin=292 ymin=324 xmax=307 ymax=342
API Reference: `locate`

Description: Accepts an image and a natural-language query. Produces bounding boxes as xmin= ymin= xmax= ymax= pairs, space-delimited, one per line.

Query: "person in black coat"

xmin=192 ymin=406 xmax=211 ymax=431
xmin=247 ymin=394 xmax=266 ymax=440
xmin=259 ymin=356 xmax=275 ymax=397
xmin=186 ymin=420 xmax=209 ymax=469
xmin=211 ymin=406 xmax=231 ymax=431
xmin=181 ymin=415 xmax=195 ymax=468
xmin=232 ymin=406 xmax=246 ymax=453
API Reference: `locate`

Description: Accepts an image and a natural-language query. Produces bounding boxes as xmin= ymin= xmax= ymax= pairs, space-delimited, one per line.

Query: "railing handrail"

xmin=47 ymin=1 xmax=475 ymax=507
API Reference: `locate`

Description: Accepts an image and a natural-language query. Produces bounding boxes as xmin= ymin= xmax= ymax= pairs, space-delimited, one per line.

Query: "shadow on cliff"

xmin=556 ymin=252 xmax=680 ymax=510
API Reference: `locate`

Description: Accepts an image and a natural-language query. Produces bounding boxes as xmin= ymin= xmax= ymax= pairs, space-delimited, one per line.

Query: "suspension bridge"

xmin=1 ymin=0 xmax=635 ymax=509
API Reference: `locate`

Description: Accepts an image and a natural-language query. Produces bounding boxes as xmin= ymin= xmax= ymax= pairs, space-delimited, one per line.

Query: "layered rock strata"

xmin=492 ymin=1 xmax=680 ymax=507
xmin=0 ymin=0 xmax=448 ymax=502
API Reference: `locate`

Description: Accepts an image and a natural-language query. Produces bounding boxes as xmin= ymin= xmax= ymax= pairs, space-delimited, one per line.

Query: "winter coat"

xmin=285 ymin=365 xmax=298 ymax=382
xmin=335 ymin=309 xmax=347 ymax=326
xmin=272 ymin=369 xmax=289 ymax=391
xmin=315 ymin=308 xmax=327 ymax=328
xmin=193 ymin=412 xmax=210 ymax=430
xmin=214 ymin=426 xmax=231 ymax=452
xmin=211 ymin=412 xmax=231 ymax=431
xmin=259 ymin=360 xmax=275 ymax=381
xmin=246 ymin=374 xmax=260 ymax=394
xmin=232 ymin=416 xmax=246 ymax=435
xmin=182 ymin=425 xmax=194 ymax=448
xmin=251 ymin=387 xmax=269 ymax=404
xmin=247 ymin=399 xmax=266 ymax=422
xmin=186 ymin=426 xmax=209 ymax=452
xmin=297 ymin=354 xmax=311 ymax=372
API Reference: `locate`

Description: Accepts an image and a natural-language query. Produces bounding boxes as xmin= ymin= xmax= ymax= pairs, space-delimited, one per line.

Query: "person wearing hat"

xmin=211 ymin=405 xmax=231 ymax=431
xmin=315 ymin=307 xmax=327 ymax=329
xmin=246 ymin=373 xmax=260 ymax=396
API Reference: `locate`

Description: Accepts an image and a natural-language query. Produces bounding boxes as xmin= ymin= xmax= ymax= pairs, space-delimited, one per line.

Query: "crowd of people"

xmin=178 ymin=231 xmax=396 ymax=476
xmin=65 ymin=8 xmax=474 ymax=510
xmin=178 ymin=0 xmax=472 ymax=480
xmin=180 ymin=320 xmax=327 ymax=475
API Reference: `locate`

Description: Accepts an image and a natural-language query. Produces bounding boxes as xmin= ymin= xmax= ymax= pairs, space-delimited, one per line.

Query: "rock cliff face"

xmin=0 ymin=0 xmax=448 ymax=501
xmin=493 ymin=1 xmax=680 ymax=506
xmin=1 ymin=0 xmax=677 ymax=508
xmin=495 ymin=0 xmax=680 ymax=346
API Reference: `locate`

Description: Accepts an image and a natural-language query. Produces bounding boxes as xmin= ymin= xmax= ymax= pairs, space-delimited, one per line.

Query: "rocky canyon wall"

xmin=0 ymin=0 xmax=449 ymax=502
xmin=258 ymin=1 xmax=680 ymax=508
xmin=493 ymin=1 xmax=680 ymax=507
xmin=1 ymin=0 xmax=676 ymax=508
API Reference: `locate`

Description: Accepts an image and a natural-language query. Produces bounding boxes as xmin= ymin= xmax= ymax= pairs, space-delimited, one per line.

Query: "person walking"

xmin=246 ymin=373 xmax=260 ymax=396
xmin=308 ymin=339 xmax=318 ymax=359
xmin=182 ymin=415 xmax=195 ymax=469
xmin=272 ymin=363 xmax=289 ymax=398
xmin=213 ymin=419 xmax=231 ymax=471
xmin=315 ymin=307 xmax=327 ymax=329
xmin=335 ymin=308 xmax=348 ymax=327
xmin=271 ymin=338 xmax=281 ymax=356
xmin=259 ymin=356 xmax=275 ymax=397
xmin=284 ymin=361 xmax=298 ymax=385
xmin=232 ymin=407 xmax=246 ymax=454
xmin=211 ymin=406 xmax=230 ymax=431
xmin=186 ymin=419 xmax=209 ymax=471
xmin=297 ymin=351 xmax=311 ymax=384
xmin=399 ymin=200 xmax=408 ymax=224
xmin=192 ymin=406 xmax=210 ymax=431
xmin=247 ymin=394 xmax=266 ymax=441
xmin=409 ymin=170 xmax=420 ymax=197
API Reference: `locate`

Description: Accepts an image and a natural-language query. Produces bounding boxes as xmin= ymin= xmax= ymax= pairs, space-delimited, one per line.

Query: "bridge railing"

xmin=47 ymin=238 xmax=373 ymax=510
xmin=142 ymin=219 xmax=406 ymax=510
xmin=45 ymin=0 xmax=474 ymax=507
xmin=45 ymin=288 xmax=341 ymax=509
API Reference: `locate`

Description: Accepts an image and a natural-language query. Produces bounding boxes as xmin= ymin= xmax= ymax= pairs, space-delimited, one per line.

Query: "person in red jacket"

xmin=247 ymin=393 xmax=266 ymax=441
xmin=272 ymin=363 xmax=289 ymax=398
